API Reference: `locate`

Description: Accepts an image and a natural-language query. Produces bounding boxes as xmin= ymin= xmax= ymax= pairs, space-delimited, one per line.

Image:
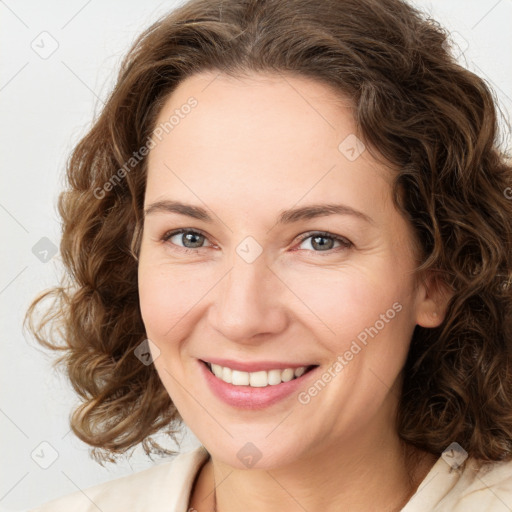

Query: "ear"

xmin=414 ymin=270 xmax=454 ymax=328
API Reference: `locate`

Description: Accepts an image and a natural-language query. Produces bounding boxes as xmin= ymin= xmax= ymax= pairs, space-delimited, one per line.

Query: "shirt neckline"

xmin=175 ymin=446 xmax=463 ymax=512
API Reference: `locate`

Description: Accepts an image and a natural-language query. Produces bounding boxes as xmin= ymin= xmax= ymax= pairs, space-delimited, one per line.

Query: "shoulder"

xmin=441 ymin=457 xmax=512 ymax=511
xmin=444 ymin=460 xmax=512 ymax=512
xmin=28 ymin=445 xmax=209 ymax=512
xmin=404 ymin=454 xmax=512 ymax=512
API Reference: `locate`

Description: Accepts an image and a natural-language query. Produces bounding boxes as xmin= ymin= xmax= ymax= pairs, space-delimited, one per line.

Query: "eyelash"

xmin=161 ymin=229 xmax=353 ymax=256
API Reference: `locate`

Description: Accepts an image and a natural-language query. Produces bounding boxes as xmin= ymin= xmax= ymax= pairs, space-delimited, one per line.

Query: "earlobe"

xmin=415 ymin=272 xmax=454 ymax=328
xmin=416 ymin=304 xmax=444 ymax=328
xmin=417 ymin=308 xmax=444 ymax=328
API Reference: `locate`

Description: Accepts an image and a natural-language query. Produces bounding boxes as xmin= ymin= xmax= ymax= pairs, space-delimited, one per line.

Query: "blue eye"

xmin=295 ymin=231 xmax=352 ymax=253
xmin=161 ymin=229 xmax=352 ymax=255
xmin=162 ymin=229 xmax=211 ymax=253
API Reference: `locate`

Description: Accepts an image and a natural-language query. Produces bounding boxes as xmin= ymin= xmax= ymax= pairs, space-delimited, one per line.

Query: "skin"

xmin=138 ymin=71 xmax=450 ymax=512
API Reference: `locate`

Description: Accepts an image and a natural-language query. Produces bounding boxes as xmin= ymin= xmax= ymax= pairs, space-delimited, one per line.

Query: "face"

xmin=138 ymin=71 xmax=441 ymax=469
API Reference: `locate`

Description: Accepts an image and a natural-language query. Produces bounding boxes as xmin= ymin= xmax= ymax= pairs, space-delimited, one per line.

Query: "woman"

xmin=26 ymin=0 xmax=512 ymax=510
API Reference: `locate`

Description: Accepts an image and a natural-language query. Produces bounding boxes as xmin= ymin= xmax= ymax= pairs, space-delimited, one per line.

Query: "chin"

xmin=201 ymin=434 xmax=309 ymax=470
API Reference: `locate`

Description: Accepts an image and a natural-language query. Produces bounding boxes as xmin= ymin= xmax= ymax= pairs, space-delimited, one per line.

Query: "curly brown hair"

xmin=25 ymin=0 xmax=512 ymax=466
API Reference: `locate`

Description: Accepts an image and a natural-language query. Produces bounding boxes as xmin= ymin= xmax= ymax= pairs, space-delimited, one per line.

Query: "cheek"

xmin=286 ymin=264 xmax=410 ymax=349
xmin=138 ymin=264 xmax=196 ymax=341
xmin=138 ymin=261 xmax=225 ymax=350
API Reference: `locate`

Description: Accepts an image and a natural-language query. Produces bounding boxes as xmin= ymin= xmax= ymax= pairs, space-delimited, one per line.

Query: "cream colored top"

xmin=30 ymin=445 xmax=512 ymax=511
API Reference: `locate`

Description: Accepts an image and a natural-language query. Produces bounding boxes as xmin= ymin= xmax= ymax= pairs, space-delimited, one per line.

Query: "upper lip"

xmin=201 ymin=358 xmax=317 ymax=373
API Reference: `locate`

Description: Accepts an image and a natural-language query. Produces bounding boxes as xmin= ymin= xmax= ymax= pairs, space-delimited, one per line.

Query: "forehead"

xmin=151 ymin=71 xmax=355 ymax=155
xmin=145 ymin=71 xmax=393 ymax=218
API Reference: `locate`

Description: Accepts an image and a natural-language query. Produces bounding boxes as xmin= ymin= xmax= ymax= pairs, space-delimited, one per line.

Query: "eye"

xmin=295 ymin=231 xmax=352 ymax=254
xmin=161 ymin=229 xmax=352 ymax=255
xmin=162 ymin=229 xmax=213 ymax=254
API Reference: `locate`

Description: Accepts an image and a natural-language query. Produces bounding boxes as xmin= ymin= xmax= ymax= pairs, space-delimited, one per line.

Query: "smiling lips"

xmin=200 ymin=358 xmax=319 ymax=409
xmin=205 ymin=361 xmax=311 ymax=387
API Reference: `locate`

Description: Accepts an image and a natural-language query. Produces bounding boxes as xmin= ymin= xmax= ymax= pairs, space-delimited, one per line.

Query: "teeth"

xmin=294 ymin=366 xmax=306 ymax=377
xmin=232 ymin=370 xmax=250 ymax=386
xmin=208 ymin=363 xmax=309 ymax=387
xmin=249 ymin=371 xmax=267 ymax=387
xmin=267 ymin=369 xmax=282 ymax=385
xmin=221 ymin=366 xmax=232 ymax=383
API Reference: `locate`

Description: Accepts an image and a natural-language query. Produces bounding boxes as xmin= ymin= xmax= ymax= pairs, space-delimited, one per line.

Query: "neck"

xmin=191 ymin=422 xmax=437 ymax=512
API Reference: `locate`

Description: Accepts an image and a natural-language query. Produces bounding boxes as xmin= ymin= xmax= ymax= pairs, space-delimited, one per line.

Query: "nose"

xmin=207 ymin=252 xmax=289 ymax=344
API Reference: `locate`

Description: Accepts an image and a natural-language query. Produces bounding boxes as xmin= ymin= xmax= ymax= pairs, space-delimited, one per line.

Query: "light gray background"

xmin=1 ymin=1 xmax=511 ymax=510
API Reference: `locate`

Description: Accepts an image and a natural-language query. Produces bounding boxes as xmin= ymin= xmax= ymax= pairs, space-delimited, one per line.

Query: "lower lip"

xmin=199 ymin=360 xmax=318 ymax=410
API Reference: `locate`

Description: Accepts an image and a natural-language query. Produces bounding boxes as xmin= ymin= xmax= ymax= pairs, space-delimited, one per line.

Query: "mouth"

xmin=201 ymin=360 xmax=318 ymax=388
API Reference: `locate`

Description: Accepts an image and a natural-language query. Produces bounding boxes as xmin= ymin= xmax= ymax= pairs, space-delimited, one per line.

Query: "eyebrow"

xmin=144 ymin=200 xmax=374 ymax=225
